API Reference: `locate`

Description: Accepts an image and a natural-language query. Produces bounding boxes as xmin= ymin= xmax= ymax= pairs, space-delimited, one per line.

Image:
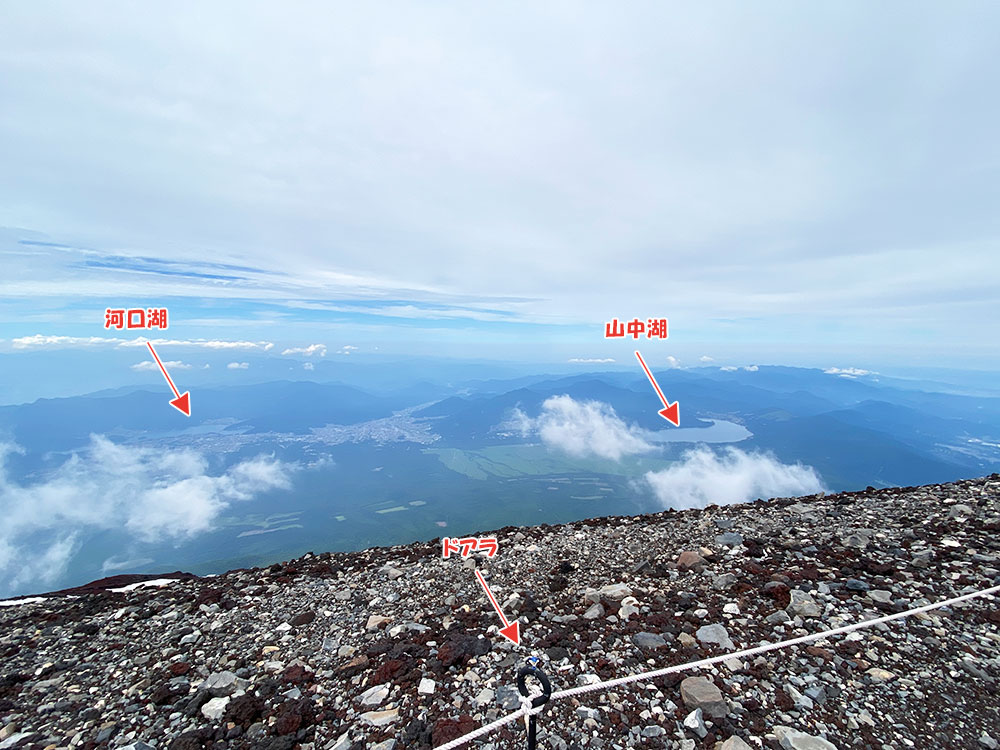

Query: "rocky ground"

xmin=1 ymin=477 xmax=999 ymax=750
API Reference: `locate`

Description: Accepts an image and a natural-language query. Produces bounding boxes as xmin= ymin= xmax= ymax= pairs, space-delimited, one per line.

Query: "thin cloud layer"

xmin=513 ymin=395 xmax=654 ymax=461
xmin=11 ymin=335 xmax=274 ymax=351
xmin=131 ymin=360 xmax=191 ymax=372
xmin=281 ymin=344 xmax=327 ymax=357
xmin=0 ymin=437 xmax=293 ymax=597
xmin=645 ymin=447 xmax=824 ymax=510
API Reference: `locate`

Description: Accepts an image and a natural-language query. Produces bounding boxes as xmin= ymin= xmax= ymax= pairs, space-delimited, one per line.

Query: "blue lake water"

xmin=645 ymin=419 xmax=751 ymax=444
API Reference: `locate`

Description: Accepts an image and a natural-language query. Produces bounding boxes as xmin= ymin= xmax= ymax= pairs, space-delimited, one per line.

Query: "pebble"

xmin=200 ymin=696 xmax=230 ymax=721
xmin=360 ymin=708 xmax=399 ymax=727
xmin=786 ymin=589 xmax=822 ymax=618
xmin=632 ymin=632 xmax=666 ymax=649
xmin=683 ymin=708 xmax=707 ymax=738
xmin=773 ymin=725 xmax=839 ymax=749
xmin=696 ymin=623 xmax=735 ymax=650
xmin=679 ymin=676 xmax=727 ymax=718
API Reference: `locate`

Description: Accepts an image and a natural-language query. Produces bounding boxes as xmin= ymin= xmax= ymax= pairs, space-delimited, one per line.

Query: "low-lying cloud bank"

xmin=511 ymin=395 xmax=654 ymax=461
xmin=0 ymin=437 xmax=292 ymax=597
xmin=645 ymin=446 xmax=824 ymax=510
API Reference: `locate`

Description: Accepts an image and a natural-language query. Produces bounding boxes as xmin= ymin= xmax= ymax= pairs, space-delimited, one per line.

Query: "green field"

xmin=426 ymin=444 xmax=676 ymax=480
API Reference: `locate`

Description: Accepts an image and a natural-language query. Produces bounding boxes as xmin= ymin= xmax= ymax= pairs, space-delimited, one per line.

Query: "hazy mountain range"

xmin=2 ymin=364 xmax=999 ymax=598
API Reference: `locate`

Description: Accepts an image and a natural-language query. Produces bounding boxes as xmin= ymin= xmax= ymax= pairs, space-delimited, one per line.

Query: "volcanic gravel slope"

xmin=1 ymin=478 xmax=999 ymax=750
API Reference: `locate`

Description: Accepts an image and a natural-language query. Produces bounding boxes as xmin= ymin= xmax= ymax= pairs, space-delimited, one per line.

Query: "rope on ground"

xmin=433 ymin=582 xmax=1000 ymax=748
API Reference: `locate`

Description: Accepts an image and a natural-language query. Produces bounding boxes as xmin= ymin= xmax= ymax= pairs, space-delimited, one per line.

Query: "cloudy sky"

xmin=2 ymin=2 xmax=998 ymax=377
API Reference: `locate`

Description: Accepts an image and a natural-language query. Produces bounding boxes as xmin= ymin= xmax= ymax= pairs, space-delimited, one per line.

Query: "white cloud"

xmin=644 ymin=446 xmax=824 ymax=510
xmin=512 ymin=395 xmax=654 ymax=461
xmin=824 ymin=367 xmax=873 ymax=377
xmin=0 ymin=437 xmax=293 ymax=597
xmin=699 ymin=355 xmax=714 ymax=362
xmin=101 ymin=555 xmax=154 ymax=574
xmin=568 ymin=357 xmax=615 ymax=363
xmin=282 ymin=343 xmax=327 ymax=357
xmin=131 ymin=359 xmax=191 ymax=371
xmin=122 ymin=338 xmax=274 ymax=351
xmin=10 ymin=335 xmax=111 ymax=349
xmin=720 ymin=365 xmax=759 ymax=372
xmin=336 ymin=345 xmax=358 ymax=355
xmin=303 ymin=361 xmax=315 ymax=371
xmin=227 ymin=361 xmax=249 ymax=369
xmin=11 ymin=335 xmax=274 ymax=351
xmin=289 ymin=302 xmax=516 ymax=323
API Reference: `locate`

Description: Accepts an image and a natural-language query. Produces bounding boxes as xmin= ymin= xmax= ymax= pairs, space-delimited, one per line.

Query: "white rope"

xmin=432 ymin=706 xmax=528 ymax=750
xmin=432 ymin=687 xmax=547 ymax=750
xmin=432 ymin=582 xmax=1000 ymax=748
xmin=552 ymin=582 xmax=1000 ymax=700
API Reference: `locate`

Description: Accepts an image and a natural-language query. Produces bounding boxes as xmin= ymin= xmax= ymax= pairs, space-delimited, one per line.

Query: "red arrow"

xmin=635 ymin=350 xmax=680 ymax=426
xmin=146 ymin=342 xmax=191 ymax=416
xmin=474 ymin=569 xmax=520 ymax=645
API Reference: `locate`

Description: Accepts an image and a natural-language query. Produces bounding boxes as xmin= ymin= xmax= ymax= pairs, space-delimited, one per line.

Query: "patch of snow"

xmin=0 ymin=597 xmax=47 ymax=607
xmin=108 ymin=578 xmax=178 ymax=593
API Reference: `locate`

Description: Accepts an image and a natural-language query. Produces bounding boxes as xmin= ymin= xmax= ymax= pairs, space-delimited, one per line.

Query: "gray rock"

xmin=361 ymin=708 xmax=399 ymax=726
xmin=641 ymin=725 xmax=666 ymax=737
xmin=201 ymin=696 xmax=230 ymax=721
xmin=598 ymin=583 xmax=633 ymax=600
xmin=980 ymin=733 xmax=999 ymax=749
xmin=0 ymin=735 xmax=32 ymax=750
xmin=842 ymin=532 xmax=870 ymax=548
xmin=868 ymin=590 xmax=892 ymax=603
xmin=766 ymin=609 xmax=791 ymax=624
xmin=417 ymin=678 xmax=435 ymax=695
xmin=786 ymin=589 xmax=821 ymax=618
xmin=327 ymin=732 xmax=353 ymax=750
xmin=632 ymin=632 xmax=666 ymax=649
xmin=359 ymin=683 xmax=389 ymax=706
xmin=582 ymin=602 xmax=605 ymax=619
xmin=679 ymin=676 xmax=727 ymax=718
xmin=845 ymin=579 xmax=869 ymax=591
xmin=121 ymin=743 xmax=156 ymax=750
xmin=773 ymin=726 xmax=839 ymax=749
xmin=804 ymin=685 xmax=827 ymax=703
xmin=712 ymin=573 xmax=738 ymax=590
xmin=496 ymin=685 xmax=520 ymax=710
xmin=865 ymin=667 xmax=895 ymax=683
xmin=683 ymin=708 xmax=707 ymax=738
xmin=95 ymin=723 xmax=117 ymax=744
xmin=696 ymin=623 xmax=735 ymax=650
xmin=720 ymin=738 xmax=754 ymax=750
xmin=715 ymin=532 xmax=744 ymax=547
xmin=203 ymin=670 xmax=240 ymax=696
